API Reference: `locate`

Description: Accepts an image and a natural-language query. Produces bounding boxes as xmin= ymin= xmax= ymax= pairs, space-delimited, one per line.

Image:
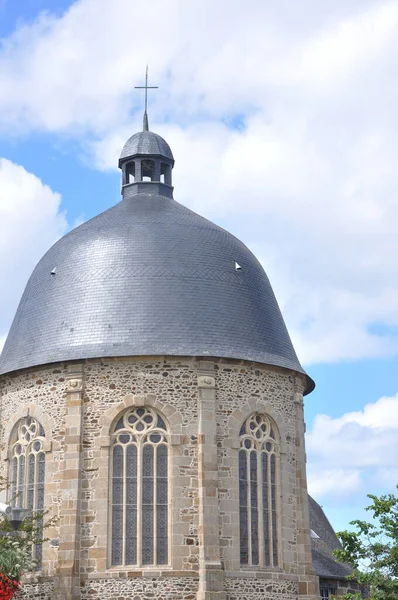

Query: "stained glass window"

xmin=110 ymin=406 xmax=169 ymax=567
xmin=239 ymin=413 xmax=280 ymax=567
xmin=9 ymin=417 xmax=46 ymax=563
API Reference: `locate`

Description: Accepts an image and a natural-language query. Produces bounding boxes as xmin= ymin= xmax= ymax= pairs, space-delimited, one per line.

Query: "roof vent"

xmin=310 ymin=529 xmax=320 ymax=539
xmin=235 ymin=262 xmax=242 ymax=271
xmin=50 ymin=268 xmax=57 ymax=276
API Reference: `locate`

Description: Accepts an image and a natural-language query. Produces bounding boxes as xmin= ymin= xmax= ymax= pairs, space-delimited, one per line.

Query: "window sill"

xmin=226 ymin=567 xmax=288 ymax=579
xmin=21 ymin=571 xmax=53 ymax=583
xmin=86 ymin=568 xmax=199 ymax=580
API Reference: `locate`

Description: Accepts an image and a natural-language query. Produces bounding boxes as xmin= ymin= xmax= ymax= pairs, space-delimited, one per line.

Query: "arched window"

xmin=239 ymin=413 xmax=280 ymax=567
xmin=110 ymin=406 xmax=169 ymax=567
xmin=9 ymin=416 xmax=46 ymax=562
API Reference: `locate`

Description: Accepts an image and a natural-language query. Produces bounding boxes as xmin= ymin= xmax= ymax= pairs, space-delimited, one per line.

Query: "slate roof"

xmin=0 ymin=129 xmax=314 ymax=393
xmin=308 ymin=495 xmax=352 ymax=579
xmin=119 ymin=130 xmax=174 ymax=162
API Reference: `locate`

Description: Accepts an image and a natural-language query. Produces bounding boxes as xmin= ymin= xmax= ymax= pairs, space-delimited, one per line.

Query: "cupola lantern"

xmin=118 ymin=67 xmax=174 ymax=198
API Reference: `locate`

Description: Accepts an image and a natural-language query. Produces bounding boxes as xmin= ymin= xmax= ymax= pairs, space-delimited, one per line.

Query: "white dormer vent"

xmin=51 ymin=268 xmax=57 ymax=276
xmin=235 ymin=262 xmax=242 ymax=271
xmin=310 ymin=529 xmax=320 ymax=539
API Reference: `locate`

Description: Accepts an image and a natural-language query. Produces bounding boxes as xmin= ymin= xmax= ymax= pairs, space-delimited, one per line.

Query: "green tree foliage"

xmin=334 ymin=488 xmax=398 ymax=600
xmin=0 ymin=511 xmax=50 ymax=581
xmin=0 ymin=474 xmax=57 ymax=584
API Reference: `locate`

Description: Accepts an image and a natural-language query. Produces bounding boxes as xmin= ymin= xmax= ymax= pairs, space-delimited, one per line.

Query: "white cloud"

xmin=306 ymin=394 xmax=398 ymax=499
xmin=1 ymin=0 xmax=398 ymax=363
xmin=295 ymin=2 xmax=398 ymax=89
xmin=307 ymin=469 xmax=362 ymax=499
xmin=371 ymin=468 xmax=398 ymax=488
xmin=0 ymin=0 xmax=390 ymax=135
xmin=0 ymin=159 xmax=68 ymax=341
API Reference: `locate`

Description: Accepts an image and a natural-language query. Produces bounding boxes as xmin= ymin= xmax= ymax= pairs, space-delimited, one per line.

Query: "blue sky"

xmin=0 ymin=0 xmax=398 ymax=534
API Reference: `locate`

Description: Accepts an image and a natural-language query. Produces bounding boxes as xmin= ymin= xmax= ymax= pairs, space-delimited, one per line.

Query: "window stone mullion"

xmin=137 ymin=441 xmax=142 ymax=567
xmin=257 ymin=446 xmax=264 ymax=566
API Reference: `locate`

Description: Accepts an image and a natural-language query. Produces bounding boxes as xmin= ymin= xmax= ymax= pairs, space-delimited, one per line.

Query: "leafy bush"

xmin=334 ymin=488 xmax=398 ymax=600
xmin=0 ymin=540 xmax=37 ymax=582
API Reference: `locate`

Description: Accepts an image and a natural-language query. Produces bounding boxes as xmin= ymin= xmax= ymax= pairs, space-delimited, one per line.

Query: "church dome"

xmin=0 ymin=125 xmax=314 ymax=393
xmin=119 ymin=131 xmax=173 ymax=163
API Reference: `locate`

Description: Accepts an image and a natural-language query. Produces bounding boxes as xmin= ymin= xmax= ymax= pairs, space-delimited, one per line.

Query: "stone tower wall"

xmin=0 ymin=357 xmax=319 ymax=600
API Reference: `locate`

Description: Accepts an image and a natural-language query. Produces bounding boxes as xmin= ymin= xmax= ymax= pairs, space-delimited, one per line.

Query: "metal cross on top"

xmin=135 ymin=66 xmax=158 ymax=131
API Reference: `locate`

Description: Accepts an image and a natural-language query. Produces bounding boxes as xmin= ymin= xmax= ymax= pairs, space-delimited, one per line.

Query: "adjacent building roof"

xmin=308 ymin=495 xmax=352 ymax=579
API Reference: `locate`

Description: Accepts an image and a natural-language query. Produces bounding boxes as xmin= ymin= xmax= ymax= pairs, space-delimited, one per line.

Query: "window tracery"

xmin=110 ymin=406 xmax=169 ymax=567
xmin=9 ymin=416 xmax=46 ymax=563
xmin=239 ymin=413 xmax=280 ymax=567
